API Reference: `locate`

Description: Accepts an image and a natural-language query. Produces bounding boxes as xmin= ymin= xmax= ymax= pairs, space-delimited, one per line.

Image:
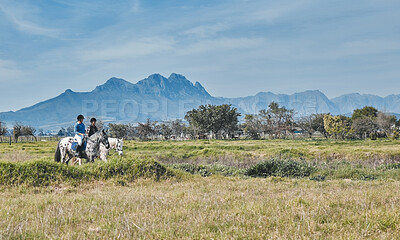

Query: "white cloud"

xmin=324 ymin=39 xmax=400 ymax=60
xmin=249 ymin=0 xmax=314 ymax=23
xmin=0 ymin=1 xmax=61 ymax=38
xmin=78 ymin=37 xmax=175 ymax=62
xmin=177 ymin=37 xmax=266 ymax=55
xmin=183 ymin=23 xmax=228 ymax=39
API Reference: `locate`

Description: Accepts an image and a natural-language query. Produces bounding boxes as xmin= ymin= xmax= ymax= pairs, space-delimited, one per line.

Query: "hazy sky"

xmin=0 ymin=0 xmax=399 ymax=112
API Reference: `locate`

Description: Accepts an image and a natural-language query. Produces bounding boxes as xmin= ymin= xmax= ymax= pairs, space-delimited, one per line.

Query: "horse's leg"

xmin=60 ymin=149 xmax=67 ymax=164
xmin=103 ymin=152 xmax=108 ymax=162
xmin=86 ymin=153 xmax=92 ymax=163
xmin=90 ymin=154 xmax=95 ymax=163
xmin=65 ymin=151 xmax=73 ymax=165
xmin=100 ymin=151 xmax=107 ymax=162
xmin=99 ymin=144 xmax=106 ymax=162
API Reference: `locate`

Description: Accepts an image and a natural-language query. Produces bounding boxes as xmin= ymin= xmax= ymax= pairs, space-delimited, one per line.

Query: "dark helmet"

xmin=77 ymin=114 xmax=84 ymax=121
xmin=90 ymin=117 xmax=97 ymax=123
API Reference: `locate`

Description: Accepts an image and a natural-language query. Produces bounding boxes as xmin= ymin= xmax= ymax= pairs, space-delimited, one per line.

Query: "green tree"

xmin=376 ymin=112 xmax=397 ymax=137
xmin=13 ymin=123 xmax=36 ymax=142
xmin=349 ymin=107 xmax=396 ymax=139
xmin=352 ymin=117 xmax=378 ymax=139
xmin=159 ymin=123 xmax=173 ymax=140
xmin=260 ymin=102 xmax=295 ymax=139
xmin=296 ymin=114 xmax=329 ymax=138
xmin=137 ymin=119 xmax=157 ymax=140
xmin=297 ymin=115 xmax=315 ymax=138
xmin=351 ymin=106 xmax=378 ymax=120
xmin=0 ymin=121 xmax=8 ymax=137
xmin=109 ymin=123 xmax=128 ymax=138
xmin=170 ymin=119 xmax=186 ymax=136
xmin=57 ymin=127 xmax=67 ymax=137
xmin=323 ymin=115 xmax=352 ymax=139
xmin=185 ymin=104 xmax=241 ymax=139
xmin=311 ymin=114 xmax=329 ymax=138
xmin=243 ymin=114 xmax=264 ymax=139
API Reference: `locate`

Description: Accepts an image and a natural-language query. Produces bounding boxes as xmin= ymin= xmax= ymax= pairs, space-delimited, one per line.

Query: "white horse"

xmin=98 ymin=137 xmax=123 ymax=162
xmin=54 ymin=130 xmax=110 ymax=165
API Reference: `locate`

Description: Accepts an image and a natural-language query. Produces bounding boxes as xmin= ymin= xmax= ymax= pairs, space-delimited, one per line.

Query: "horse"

xmin=54 ymin=130 xmax=110 ymax=165
xmin=98 ymin=137 xmax=123 ymax=162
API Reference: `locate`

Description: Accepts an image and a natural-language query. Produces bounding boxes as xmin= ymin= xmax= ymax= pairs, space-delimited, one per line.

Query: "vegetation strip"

xmin=0 ymin=158 xmax=176 ymax=186
xmin=2 ymin=155 xmax=400 ymax=186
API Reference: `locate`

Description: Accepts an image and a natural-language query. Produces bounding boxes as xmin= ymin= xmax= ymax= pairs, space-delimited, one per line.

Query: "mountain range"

xmin=1 ymin=73 xmax=400 ymax=130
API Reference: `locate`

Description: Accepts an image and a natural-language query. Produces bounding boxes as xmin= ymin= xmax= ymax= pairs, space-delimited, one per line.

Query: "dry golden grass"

xmin=1 ymin=177 xmax=399 ymax=239
xmin=0 ymin=151 xmax=34 ymax=163
xmin=1 ymin=139 xmax=400 ymax=239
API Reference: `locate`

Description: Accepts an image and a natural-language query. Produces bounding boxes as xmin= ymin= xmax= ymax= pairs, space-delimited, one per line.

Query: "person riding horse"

xmin=73 ymin=114 xmax=86 ymax=157
xmin=88 ymin=117 xmax=98 ymax=137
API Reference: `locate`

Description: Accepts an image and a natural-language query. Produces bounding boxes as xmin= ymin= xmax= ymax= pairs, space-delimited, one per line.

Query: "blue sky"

xmin=0 ymin=0 xmax=399 ymax=112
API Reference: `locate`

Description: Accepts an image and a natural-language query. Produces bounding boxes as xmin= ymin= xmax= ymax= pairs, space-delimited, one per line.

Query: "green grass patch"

xmin=170 ymin=163 xmax=246 ymax=177
xmin=245 ymin=158 xmax=315 ymax=178
xmin=0 ymin=157 xmax=177 ymax=187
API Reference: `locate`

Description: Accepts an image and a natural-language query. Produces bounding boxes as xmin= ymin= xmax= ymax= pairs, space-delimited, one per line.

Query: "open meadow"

xmin=1 ymin=139 xmax=400 ymax=239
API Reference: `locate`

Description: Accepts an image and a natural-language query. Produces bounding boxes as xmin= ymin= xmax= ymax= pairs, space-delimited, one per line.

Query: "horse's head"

xmin=100 ymin=129 xmax=110 ymax=149
xmin=116 ymin=138 xmax=123 ymax=155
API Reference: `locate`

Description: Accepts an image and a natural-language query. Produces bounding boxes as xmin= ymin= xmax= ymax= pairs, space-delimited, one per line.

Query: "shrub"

xmin=245 ymin=158 xmax=315 ymax=178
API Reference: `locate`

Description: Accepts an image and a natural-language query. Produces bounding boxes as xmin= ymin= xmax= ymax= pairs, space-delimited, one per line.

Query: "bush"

xmin=245 ymin=158 xmax=315 ymax=178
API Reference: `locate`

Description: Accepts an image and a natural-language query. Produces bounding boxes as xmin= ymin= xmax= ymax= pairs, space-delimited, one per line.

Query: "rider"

xmin=88 ymin=117 xmax=98 ymax=137
xmin=74 ymin=114 xmax=86 ymax=156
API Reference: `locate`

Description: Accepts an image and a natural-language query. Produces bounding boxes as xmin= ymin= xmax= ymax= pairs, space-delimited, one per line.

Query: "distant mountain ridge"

xmin=1 ymin=73 xmax=399 ymax=130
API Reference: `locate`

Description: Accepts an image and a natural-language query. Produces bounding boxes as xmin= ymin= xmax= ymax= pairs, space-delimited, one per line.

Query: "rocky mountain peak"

xmin=93 ymin=77 xmax=134 ymax=92
xmin=168 ymin=73 xmax=188 ymax=82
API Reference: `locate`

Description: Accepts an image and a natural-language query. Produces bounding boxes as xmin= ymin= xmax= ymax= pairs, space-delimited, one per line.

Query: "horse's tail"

xmin=54 ymin=141 xmax=61 ymax=162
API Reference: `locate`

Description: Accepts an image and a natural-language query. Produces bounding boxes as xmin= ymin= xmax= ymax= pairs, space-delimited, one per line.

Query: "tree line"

xmin=1 ymin=103 xmax=400 ymax=141
xmin=243 ymin=103 xmax=400 ymax=140
xmin=107 ymin=103 xmax=400 ymax=140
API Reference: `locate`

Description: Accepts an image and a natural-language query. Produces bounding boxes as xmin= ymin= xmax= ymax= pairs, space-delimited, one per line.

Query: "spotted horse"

xmin=54 ymin=130 xmax=110 ymax=165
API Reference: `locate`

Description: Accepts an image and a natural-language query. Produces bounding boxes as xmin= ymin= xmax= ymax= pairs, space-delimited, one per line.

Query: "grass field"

xmin=2 ymin=138 xmax=400 ymax=164
xmin=0 ymin=139 xmax=400 ymax=239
